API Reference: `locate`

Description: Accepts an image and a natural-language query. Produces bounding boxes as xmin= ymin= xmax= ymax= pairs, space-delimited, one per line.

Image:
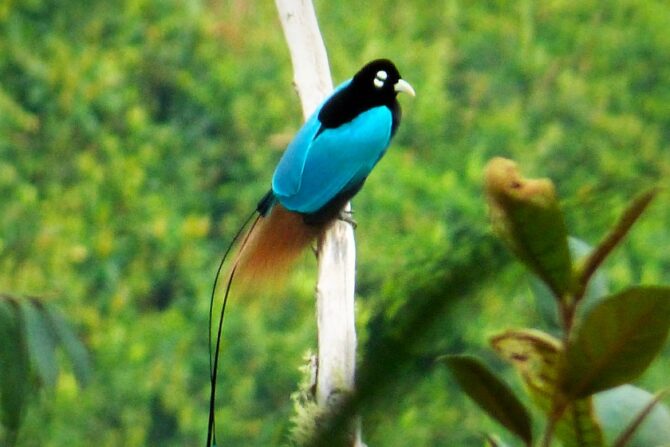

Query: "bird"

xmin=206 ymin=58 xmax=414 ymax=447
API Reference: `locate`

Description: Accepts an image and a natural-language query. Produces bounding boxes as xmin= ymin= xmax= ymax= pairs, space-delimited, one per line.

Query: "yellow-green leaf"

xmin=485 ymin=158 xmax=572 ymax=299
xmin=491 ymin=329 xmax=604 ymax=447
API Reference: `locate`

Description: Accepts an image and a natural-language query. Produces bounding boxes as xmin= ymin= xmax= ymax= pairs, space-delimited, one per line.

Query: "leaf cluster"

xmin=0 ymin=295 xmax=90 ymax=445
xmin=445 ymin=158 xmax=670 ymax=447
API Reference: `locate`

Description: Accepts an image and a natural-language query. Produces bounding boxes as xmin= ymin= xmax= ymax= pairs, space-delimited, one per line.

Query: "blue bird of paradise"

xmin=207 ymin=59 xmax=414 ymax=446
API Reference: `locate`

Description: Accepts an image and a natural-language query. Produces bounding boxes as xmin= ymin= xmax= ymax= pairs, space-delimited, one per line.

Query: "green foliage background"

xmin=1 ymin=0 xmax=669 ymax=445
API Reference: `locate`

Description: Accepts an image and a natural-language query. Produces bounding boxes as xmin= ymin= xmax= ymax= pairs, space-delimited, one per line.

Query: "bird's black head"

xmin=318 ymin=58 xmax=415 ymax=131
xmin=351 ymin=59 xmax=415 ymax=106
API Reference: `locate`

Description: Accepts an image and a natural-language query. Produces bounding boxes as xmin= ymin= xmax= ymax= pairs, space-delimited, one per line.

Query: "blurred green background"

xmin=1 ymin=0 xmax=669 ymax=445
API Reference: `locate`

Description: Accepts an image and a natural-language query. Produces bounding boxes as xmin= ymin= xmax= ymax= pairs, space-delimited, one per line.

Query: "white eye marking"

xmin=373 ymin=70 xmax=388 ymax=89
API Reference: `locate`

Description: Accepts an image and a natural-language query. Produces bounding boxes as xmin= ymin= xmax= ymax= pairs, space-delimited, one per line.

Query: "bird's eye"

xmin=373 ymin=70 xmax=388 ymax=89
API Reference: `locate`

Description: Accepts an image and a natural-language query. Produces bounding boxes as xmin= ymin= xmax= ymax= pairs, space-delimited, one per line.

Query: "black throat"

xmin=317 ymin=83 xmax=401 ymax=136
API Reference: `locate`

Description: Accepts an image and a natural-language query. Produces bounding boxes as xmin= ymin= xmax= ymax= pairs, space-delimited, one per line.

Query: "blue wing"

xmin=272 ymin=86 xmax=393 ymax=214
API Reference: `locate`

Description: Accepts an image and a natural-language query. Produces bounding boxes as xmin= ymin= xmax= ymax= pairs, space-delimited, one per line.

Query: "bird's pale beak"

xmin=394 ymin=79 xmax=416 ymax=97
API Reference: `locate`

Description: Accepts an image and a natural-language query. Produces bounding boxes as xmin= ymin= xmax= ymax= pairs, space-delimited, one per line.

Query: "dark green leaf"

xmin=595 ymin=385 xmax=670 ymax=447
xmin=0 ymin=297 xmax=30 ymax=439
xmin=444 ymin=354 xmax=533 ymax=446
xmin=485 ymin=157 xmax=573 ymax=299
xmin=575 ymin=188 xmax=658 ymax=300
xmin=42 ymin=303 xmax=91 ymax=386
xmin=19 ymin=299 xmax=59 ymax=388
xmin=562 ymin=286 xmax=670 ymax=397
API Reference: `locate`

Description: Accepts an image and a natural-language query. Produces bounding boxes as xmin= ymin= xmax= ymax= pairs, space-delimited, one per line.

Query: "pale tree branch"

xmin=275 ymin=0 xmax=332 ymax=116
xmin=275 ymin=1 xmax=363 ymax=446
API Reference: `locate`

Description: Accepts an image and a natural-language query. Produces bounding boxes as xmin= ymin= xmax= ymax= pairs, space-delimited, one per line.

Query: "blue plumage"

xmin=206 ymin=58 xmax=413 ymax=447
xmin=272 ymin=85 xmax=393 ymax=213
xmin=268 ymin=58 xmax=414 ymax=223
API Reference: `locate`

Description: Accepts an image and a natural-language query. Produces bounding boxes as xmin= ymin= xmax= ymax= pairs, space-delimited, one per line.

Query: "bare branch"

xmin=275 ymin=0 xmax=333 ymax=117
xmin=275 ymin=1 xmax=363 ymax=445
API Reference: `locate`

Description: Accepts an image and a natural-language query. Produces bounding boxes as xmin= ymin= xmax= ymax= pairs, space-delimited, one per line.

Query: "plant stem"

xmin=540 ymin=397 xmax=570 ymax=447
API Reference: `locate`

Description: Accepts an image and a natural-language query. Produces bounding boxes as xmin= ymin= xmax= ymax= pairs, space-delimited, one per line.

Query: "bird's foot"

xmin=337 ymin=210 xmax=357 ymax=229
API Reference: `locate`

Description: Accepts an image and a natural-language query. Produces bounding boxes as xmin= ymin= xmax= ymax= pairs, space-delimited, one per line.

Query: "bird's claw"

xmin=337 ymin=210 xmax=357 ymax=229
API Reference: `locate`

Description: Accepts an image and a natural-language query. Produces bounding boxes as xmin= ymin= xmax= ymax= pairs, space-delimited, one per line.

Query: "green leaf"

xmin=0 ymin=297 xmax=30 ymax=440
xmin=485 ymin=157 xmax=572 ymax=299
xmin=444 ymin=354 xmax=533 ymax=446
xmin=595 ymin=385 xmax=670 ymax=447
xmin=19 ymin=299 xmax=59 ymax=388
xmin=491 ymin=329 xmax=605 ymax=447
xmin=42 ymin=303 xmax=91 ymax=386
xmin=562 ymin=286 xmax=670 ymax=397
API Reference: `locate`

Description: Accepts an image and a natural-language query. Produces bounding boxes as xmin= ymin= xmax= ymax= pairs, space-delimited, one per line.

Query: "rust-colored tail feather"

xmin=207 ymin=204 xmax=328 ymax=445
xmin=233 ymin=204 xmax=323 ymax=286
